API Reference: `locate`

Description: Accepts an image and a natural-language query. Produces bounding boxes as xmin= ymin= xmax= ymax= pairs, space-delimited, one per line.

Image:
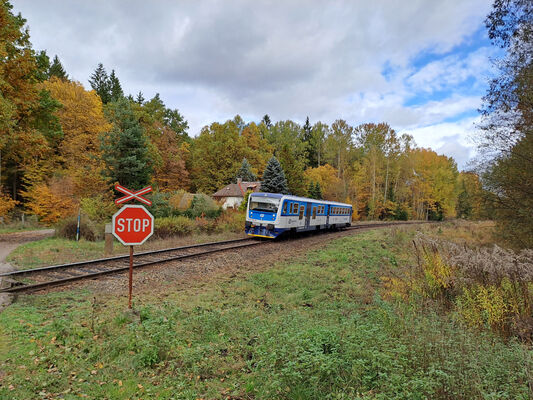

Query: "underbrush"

xmin=154 ymin=211 xmax=244 ymax=238
xmin=384 ymin=233 xmax=533 ymax=341
xmin=1 ymin=227 xmax=531 ymax=399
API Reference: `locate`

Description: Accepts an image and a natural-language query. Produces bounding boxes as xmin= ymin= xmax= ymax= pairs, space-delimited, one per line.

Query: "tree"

xmin=89 ymin=63 xmax=111 ymax=103
xmin=307 ymin=181 xmax=317 ymax=199
xmin=40 ymin=77 xmax=111 ymax=197
xmin=477 ymin=0 xmax=532 ymax=247
xmin=48 ymin=55 xmax=68 ymax=80
xmin=314 ymin=181 xmax=323 ymax=200
xmin=235 ymin=158 xmax=257 ymax=182
xmin=0 ymin=0 xmax=54 ymax=200
xmin=261 ymin=156 xmax=289 ymax=194
xmin=108 ymin=69 xmax=123 ymax=101
xmin=262 ymin=114 xmax=272 ymax=128
xmin=101 ymin=98 xmax=152 ymax=190
xmin=135 ymin=91 xmax=145 ymax=104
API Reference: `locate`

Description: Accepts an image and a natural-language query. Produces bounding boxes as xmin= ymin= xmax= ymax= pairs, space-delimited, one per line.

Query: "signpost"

xmin=112 ymin=185 xmax=154 ymax=308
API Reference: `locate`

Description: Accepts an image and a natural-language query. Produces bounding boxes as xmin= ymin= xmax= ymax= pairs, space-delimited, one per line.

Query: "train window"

xmin=291 ymin=203 xmax=297 ymax=214
xmin=312 ymin=207 xmax=317 ymax=219
xmin=283 ymin=202 xmax=288 ymax=214
xmin=299 ymin=205 xmax=304 ymax=220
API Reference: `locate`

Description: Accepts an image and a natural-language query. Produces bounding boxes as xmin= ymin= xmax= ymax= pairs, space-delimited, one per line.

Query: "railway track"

xmin=0 ymin=221 xmax=429 ymax=294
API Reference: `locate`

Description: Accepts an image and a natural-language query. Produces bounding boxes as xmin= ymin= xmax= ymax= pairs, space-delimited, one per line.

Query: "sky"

xmin=12 ymin=0 xmax=497 ymax=170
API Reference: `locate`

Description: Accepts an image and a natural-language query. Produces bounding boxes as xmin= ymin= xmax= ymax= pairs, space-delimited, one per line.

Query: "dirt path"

xmin=0 ymin=229 xmax=55 ymax=311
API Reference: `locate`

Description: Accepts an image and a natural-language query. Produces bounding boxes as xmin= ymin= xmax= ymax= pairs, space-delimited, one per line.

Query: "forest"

xmin=0 ymin=0 xmax=530 ymax=248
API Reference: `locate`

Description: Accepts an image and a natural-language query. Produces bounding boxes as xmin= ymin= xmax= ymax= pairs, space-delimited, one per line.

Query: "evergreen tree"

xmin=303 ymin=116 xmax=316 ymax=167
xmin=314 ymin=181 xmax=323 ymax=200
xmin=100 ymin=98 xmax=152 ymax=190
xmin=262 ymin=114 xmax=272 ymax=128
xmin=34 ymin=50 xmax=50 ymax=82
xmin=135 ymin=91 xmax=145 ymax=104
xmin=307 ymin=181 xmax=316 ymax=198
xmin=108 ymin=69 xmax=123 ymax=101
xmin=235 ymin=158 xmax=257 ymax=182
xmin=89 ymin=63 xmax=111 ymax=103
xmin=261 ymin=156 xmax=289 ymax=194
xmin=48 ymin=55 xmax=68 ymax=80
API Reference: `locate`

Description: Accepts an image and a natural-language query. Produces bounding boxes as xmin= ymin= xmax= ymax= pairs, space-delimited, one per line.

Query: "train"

xmin=244 ymin=192 xmax=353 ymax=238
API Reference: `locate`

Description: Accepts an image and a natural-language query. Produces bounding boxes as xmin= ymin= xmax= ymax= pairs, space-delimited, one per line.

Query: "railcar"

xmin=244 ymin=192 xmax=352 ymax=238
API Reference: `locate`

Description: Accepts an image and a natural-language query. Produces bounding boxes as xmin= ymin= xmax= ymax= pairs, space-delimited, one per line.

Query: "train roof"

xmin=249 ymin=192 xmax=352 ymax=207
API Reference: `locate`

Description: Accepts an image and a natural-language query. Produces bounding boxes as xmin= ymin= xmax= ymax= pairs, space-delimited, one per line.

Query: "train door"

xmin=305 ymin=202 xmax=312 ymax=228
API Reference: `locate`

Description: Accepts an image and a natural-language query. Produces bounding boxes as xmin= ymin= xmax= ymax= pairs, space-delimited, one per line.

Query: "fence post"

xmin=104 ymin=223 xmax=113 ymax=255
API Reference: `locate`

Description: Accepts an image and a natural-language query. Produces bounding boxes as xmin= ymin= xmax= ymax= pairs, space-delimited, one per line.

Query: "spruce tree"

xmin=261 ymin=156 xmax=289 ymax=194
xmin=48 ymin=55 xmax=68 ymax=80
xmin=135 ymin=91 xmax=145 ymax=104
xmin=307 ymin=181 xmax=317 ymax=199
xmin=262 ymin=114 xmax=272 ymax=128
xmin=109 ymin=69 xmax=124 ymax=101
xmin=314 ymin=182 xmax=323 ymax=200
xmin=101 ymin=98 xmax=152 ymax=190
xmin=89 ymin=63 xmax=111 ymax=103
xmin=235 ymin=158 xmax=256 ymax=182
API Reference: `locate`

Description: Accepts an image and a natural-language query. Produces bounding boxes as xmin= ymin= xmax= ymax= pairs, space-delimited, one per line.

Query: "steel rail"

xmin=1 ymin=241 xmax=263 ymax=293
xmin=1 ymin=220 xmax=433 ymax=294
xmin=0 ymin=237 xmax=252 ymax=278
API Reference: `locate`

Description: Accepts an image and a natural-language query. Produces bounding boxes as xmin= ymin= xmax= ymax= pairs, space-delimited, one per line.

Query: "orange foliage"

xmin=0 ymin=191 xmax=18 ymax=218
xmin=24 ymin=177 xmax=77 ymax=225
xmin=151 ymin=125 xmax=190 ymax=191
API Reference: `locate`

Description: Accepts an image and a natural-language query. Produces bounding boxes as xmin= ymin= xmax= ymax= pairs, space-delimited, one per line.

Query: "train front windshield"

xmin=249 ymin=197 xmax=279 ymax=213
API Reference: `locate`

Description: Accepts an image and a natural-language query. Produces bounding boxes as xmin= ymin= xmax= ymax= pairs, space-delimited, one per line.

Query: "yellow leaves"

xmin=304 ymin=164 xmax=343 ymax=201
xmin=23 ymin=178 xmax=77 ymax=225
xmin=0 ymin=191 xmax=18 ymax=217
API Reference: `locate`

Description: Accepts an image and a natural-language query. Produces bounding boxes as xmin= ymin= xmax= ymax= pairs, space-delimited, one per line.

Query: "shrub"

xmin=390 ymin=234 xmax=533 ymax=340
xmin=154 ymin=216 xmax=195 ymax=238
xmin=56 ymin=215 xmax=100 ymax=241
xmin=24 ymin=181 xmax=77 ymax=225
xmin=149 ymin=191 xmax=173 ymax=218
xmin=214 ymin=210 xmax=245 ymax=233
xmin=184 ymin=194 xmax=221 ymax=219
xmin=80 ymin=195 xmax=117 ymax=223
xmin=0 ymin=192 xmax=18 ymax=220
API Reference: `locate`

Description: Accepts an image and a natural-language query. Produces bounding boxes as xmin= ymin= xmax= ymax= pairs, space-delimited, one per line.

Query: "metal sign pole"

xmin=129 ymin=245 xmax=133 ymax=309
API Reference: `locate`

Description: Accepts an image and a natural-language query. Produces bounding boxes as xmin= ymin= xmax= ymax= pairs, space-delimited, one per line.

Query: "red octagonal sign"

xmin=112 ymin=205 xmax=154 ymax=245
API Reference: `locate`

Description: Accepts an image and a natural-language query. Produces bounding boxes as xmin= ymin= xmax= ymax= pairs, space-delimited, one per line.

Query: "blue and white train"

xmin=245 ymin=192 xmax=353 ymax=238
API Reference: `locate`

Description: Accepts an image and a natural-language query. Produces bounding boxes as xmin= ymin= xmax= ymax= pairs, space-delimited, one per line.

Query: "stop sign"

xmin=112 ymin=205 xmax=154 ymax=245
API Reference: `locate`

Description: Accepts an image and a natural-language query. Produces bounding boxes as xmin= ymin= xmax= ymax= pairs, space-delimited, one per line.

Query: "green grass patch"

xmin=6 ymin=238 xmax=106 ymax=269
xmin=1 ymin=229 xmax=531 ymax=399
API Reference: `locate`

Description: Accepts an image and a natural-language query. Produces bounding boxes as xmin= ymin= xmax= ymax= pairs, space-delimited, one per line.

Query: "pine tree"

xmin=235 ymin=158 xmax=257 ymax=182
xmin=108 ymin=69 xmax=123 ymax=101
xmin=89 ymin=63 xmax=111 ymax=103
xmin=261 ymin=156 xmax=289 ymax=194
xmin=101 ymin=99 xmax=152 ymax=190
xmin=48 ymin=55 xmax=68 ymax=80
xmin=135 ymin=91 xmax=145 ymax=104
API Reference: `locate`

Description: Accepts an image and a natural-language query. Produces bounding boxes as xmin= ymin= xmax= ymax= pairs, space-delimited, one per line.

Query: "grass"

xmin=0 ymin=225 xmax=531 ymax=399
xmin=6 ymin=231 xmax=245 ymax=270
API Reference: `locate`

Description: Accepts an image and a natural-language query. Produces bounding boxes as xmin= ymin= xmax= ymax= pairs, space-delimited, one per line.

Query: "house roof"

xmin=212 ymin=181 xmax=261 ymax=198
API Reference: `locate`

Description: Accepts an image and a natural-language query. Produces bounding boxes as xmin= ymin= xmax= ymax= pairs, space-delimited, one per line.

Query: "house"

xmin=212 ymin=178 xmax=261 ymax=209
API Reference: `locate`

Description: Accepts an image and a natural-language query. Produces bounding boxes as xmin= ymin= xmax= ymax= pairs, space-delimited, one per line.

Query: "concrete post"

xmin=104 ymin=223 xmax=113 ymax=255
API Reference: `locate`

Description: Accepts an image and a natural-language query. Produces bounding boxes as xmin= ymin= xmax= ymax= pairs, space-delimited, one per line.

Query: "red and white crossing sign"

xmin=112 ymin=205 xmax=154 ymax=246
xmin=114 ymin=184 xmax=153 ymax=206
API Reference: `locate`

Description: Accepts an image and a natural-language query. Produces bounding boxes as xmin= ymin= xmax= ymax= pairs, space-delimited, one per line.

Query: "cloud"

xmin=13 ymin=0 xmax=494 ymax=169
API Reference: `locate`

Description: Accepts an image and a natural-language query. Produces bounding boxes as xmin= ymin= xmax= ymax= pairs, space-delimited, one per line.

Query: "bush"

xmin=80 ymin=195 xmax=117 ymax=223
xmin=184 ymin=194 xmax=221 ymax=219
xmin=214 ymin=210 xmax=245 ymax=233
xmin=154 ymin=216 xmax=195 ymax=238
xmin=56 ymin=215 xmax=101 ymax=241
xmin=149 ymin=191 xmax=174 ymax=218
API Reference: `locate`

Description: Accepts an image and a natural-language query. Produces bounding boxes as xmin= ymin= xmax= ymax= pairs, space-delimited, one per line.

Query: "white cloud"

xmin=13 ymin=0 xmax=494 ymax=168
